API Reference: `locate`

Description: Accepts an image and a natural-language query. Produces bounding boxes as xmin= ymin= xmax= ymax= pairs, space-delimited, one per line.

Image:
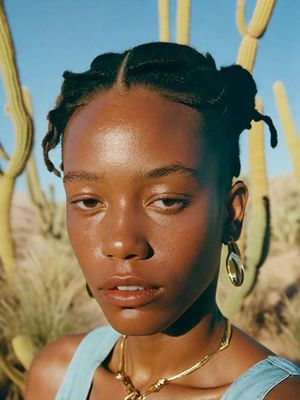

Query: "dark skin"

xmin=25 ymin=87 xmax=300 ymax=399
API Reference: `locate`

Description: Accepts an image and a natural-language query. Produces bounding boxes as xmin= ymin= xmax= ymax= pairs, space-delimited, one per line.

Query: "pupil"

xmin=84 ymin=199 xmax=98 ymax=207
xmin=163 ymin=199 xmax=177 ymax=206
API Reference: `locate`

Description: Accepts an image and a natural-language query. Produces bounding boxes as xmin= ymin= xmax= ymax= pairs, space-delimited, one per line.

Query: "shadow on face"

xmin=62 ymin=87 xmax=248 ymax=336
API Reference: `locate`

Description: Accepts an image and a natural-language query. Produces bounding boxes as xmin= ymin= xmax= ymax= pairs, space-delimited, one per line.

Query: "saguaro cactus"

xmin=158 ymin=0 xmax=170 ymax=42
xmin=219 ymin=100 xmax=271 ymax=316
xmin=218 ymin=0 xmax=276 ymax=317
xmin=0 ymin=0 xmax=33 ymax=281
xmin=176 ymin=0 xmax=191 ymax=45
xmin=158 ymin=0 xmax=191 ymax=44
xmin=273 ymin=81 xmax=300 ymax=190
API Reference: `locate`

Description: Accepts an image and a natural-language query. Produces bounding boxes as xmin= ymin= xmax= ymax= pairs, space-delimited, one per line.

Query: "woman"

xmin=25 ymin=42 xmax=300 ymax=399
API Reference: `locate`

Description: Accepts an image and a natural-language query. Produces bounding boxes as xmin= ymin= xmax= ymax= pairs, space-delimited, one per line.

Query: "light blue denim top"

xmin=55 ymin=325 xmax=300 ymax=400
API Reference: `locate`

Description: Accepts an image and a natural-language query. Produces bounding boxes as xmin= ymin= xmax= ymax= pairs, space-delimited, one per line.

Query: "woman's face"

xmin=62 ymin=87 xmax=244 ymax=336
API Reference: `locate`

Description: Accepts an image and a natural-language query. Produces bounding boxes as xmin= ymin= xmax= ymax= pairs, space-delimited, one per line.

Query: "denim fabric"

xmin=55 ymin=326 xmax=121 ymax=400
xmin=222 ymin=355 xmax=300 ymax=399
xmin=55 ymin=326 xmax=300 ymax=400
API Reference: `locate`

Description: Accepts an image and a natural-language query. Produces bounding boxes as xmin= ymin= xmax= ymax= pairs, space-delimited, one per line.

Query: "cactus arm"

xmin=0 ymin=0 xmax=33 ymax=280
xmin=236 ymin=0 xmax=248 ymax=37
xmin=0 ymin=354 xmax=25 ymax=393
xmin=273 ymin=81 xmax=300 ymax=188
xmin=158 ymin=0 xmax=170 ymax=42
xmin=248 ymin=0 xmax=276 ymax=38
xmin=0 ymin=175 xmax=15 ymax=277
xmin=0 ymin=1 xmax=33 ymax=179
xmin=176 ymin=0 xmax=191 ymax=45
xmin=22 ymin=87 xmax=47 ymax=208
xmin=0 ymin=142 xmax=9 ymax=160
xmin=236 ymin=0 xmax=276 ymax=73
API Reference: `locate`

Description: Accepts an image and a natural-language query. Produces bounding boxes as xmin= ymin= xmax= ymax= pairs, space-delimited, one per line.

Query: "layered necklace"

xmin=115 ymin=319 xmax=232 ymax=400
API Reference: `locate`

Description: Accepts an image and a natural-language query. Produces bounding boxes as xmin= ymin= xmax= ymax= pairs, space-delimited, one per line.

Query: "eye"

xmin=70 ymin=198 xmax=104 ymax=211
xmin=150 ymin=197 xmax=190 ymax=212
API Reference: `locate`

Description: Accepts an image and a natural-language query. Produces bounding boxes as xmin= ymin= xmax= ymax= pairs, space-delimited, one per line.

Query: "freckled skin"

xmin=63 ymin=87 xmax=227 ymax=336
xmin=25 ymin=87 xmax=300 ymax=399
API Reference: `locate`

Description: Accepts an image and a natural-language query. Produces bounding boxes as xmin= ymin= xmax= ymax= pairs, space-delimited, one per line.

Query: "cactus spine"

xmin=218 ymin=0 xmax=276 ymax=317
xmin=176 ymin=0 xmax=191 ymax=45
xmin=158 ymin=0 xmax=170 ymax=42
xmin=273 ymin=81 xmax=300 ymax=189
xmin=0 ymin=0 xmax=33 ymax=281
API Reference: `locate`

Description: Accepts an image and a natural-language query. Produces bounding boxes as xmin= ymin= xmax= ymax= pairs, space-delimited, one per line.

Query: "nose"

xmin=101 ymin=206 xmax=153 ymax=260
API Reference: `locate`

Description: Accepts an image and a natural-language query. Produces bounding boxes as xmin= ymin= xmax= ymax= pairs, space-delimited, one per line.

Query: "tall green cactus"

xmin=0 ymin=0 xmax=33 ymax=281
xmin=273 ymin=81 xmax=300 ymax=190
xmin=217 ymin=0 xmax=276 ymax=317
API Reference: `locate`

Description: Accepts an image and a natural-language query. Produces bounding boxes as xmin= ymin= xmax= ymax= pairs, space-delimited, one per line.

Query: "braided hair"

xmin=42 ymin=41 xmax=277 ymax=180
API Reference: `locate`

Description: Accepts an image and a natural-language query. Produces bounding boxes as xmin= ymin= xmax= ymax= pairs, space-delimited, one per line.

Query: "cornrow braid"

xmin=42 ymin=41 xmax=277 ymax=179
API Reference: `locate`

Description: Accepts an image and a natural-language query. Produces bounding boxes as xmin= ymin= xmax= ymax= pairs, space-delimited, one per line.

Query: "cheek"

xmin=65 ymin=206 xmax=102 ymax=274
xmin=152 ymin=194 xmax=223 ymax=294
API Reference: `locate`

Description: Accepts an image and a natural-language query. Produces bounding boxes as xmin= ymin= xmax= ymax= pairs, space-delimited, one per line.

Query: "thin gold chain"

xmin=115 ymin=319 xmax=232 ymax=400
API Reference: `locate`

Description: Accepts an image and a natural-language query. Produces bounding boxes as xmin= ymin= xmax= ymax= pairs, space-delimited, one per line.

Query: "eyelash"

xmin=70 ymin=197 xmax=191 ymax=213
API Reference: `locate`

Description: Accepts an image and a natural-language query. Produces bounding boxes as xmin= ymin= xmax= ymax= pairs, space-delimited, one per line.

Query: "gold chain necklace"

xmin=115 ymin=319 xmax=232 ymax=400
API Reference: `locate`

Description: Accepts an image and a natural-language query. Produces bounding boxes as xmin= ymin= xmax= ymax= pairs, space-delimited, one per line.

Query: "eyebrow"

xmin=63 ymin=164 xmax=200 ymax=184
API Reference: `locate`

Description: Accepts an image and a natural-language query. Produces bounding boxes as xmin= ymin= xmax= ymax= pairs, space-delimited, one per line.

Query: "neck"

xmin=113 ymin=282 xmax=226 ymax=388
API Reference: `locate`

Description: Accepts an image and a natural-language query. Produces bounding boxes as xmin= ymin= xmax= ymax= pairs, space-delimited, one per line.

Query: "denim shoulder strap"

xmin=222 ymin=355 xmax=300 ymax=400
xmin=55 ymin=325 xmax=121 ymax=400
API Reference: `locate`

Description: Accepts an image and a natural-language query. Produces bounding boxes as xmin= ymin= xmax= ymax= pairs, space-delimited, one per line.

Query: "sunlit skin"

xmin=63 ymin=87 xmax=230 ymax=338
xmin=24 ymin=87 xmax=300 ymax=399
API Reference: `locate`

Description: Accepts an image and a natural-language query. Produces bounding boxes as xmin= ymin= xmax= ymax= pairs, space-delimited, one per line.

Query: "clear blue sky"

xmin=1 ymin=0 xmax=299 ymax=201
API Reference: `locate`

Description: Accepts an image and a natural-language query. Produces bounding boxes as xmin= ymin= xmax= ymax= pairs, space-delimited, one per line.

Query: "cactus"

xmin=273 ymin=81 xmax=300 ymax=189
xmin=218 ymin=99 xmax=271 ymax=316
xmin=217 ymin=0 xmax=276 ymax=317
xmin=237 ymin=0 xmax=275 ymax=39
xmin=0 ymin=0 xmax=33 ymax=281
xmin=158 ymin=0 xmax=170 ymax=42
xmin=236 ymin=36 xmax=258 ymax=72
xmin=11 ymin=335 xmax=37 ymax=371
xmin=176 ymin=0 xmax=191 ymax=45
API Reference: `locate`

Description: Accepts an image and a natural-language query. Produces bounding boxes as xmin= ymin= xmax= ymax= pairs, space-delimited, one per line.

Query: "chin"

xmin=100 ymin=305 xmax=177 ymax=336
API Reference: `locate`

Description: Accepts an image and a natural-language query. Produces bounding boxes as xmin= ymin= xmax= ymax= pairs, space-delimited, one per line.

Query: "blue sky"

xmin=1 ymin=0 xmax=299 ymax=201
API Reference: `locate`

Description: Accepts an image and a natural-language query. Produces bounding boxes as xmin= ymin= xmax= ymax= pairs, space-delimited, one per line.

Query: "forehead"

xmin=63 ymin=87 xmax=213 ymax=172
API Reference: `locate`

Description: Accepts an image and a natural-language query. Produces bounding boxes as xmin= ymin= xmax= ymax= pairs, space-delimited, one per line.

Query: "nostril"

xmin=124 ymin=253 xmax=140 ymax=260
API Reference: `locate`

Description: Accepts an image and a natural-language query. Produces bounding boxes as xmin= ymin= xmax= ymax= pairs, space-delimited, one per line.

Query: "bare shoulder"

xmin=25 ymin=332 xmax=86 ymax=400
xmin=230 ymin=326 xmax=300 ymax=398
xmin=265 ymin=375 xmax=300 ymax=399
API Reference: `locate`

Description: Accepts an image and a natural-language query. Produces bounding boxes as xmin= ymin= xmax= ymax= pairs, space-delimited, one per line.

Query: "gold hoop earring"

xmin=226 ymin=237 xmax=244 ymax=287
xmin=86 ymin=283 xmax=94 ymax=298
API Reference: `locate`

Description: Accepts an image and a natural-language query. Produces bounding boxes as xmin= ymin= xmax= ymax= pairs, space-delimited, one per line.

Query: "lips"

xmin=99 ymin=275 xmax=162 ymax=307
xmin=102 ymin=276 xmax=160 ymax=290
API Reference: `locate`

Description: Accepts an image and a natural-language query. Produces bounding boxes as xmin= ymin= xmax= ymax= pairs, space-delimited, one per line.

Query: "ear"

xmin=222 ymin=180 xmax=249 ymax=244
